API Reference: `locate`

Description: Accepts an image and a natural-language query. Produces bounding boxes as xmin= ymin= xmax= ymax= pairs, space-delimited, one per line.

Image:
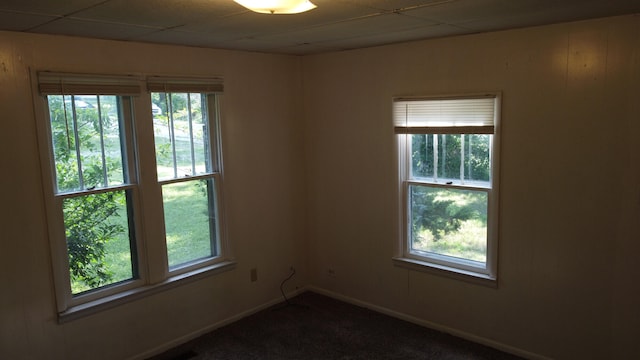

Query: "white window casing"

xmin=33 ymin=71 xmax=234 ymax=320
xmin=393 ymin=93 xmax=500 ymax=286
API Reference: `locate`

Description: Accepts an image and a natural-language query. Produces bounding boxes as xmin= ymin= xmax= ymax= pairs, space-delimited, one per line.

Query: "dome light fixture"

xmin=233 ymin=0 xmax=317 ymax=14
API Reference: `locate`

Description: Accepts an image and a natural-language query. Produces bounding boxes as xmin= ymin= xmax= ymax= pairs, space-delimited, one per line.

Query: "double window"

xmin=394 ymin=94 xmax=500 ymax=283
xmin=35 ymin=73 xmax=231 ymax=318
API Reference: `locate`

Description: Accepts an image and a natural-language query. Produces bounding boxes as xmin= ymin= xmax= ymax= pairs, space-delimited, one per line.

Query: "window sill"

xmin=58 ymin=260 xmax=236 ymax=323
xmin=392 ymin=257 xmax=497 ymax=288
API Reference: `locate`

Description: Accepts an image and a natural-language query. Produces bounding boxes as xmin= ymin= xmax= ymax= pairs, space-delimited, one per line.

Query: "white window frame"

xmin=33 ymin=72 xmax=234 ymax=321
xmin=146 ymin=79 xmax=227 ymax=277
xmin=392 ymin=93 xmax=501 ymax=286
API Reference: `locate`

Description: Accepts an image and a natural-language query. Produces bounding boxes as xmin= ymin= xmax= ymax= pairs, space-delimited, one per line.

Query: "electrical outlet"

xmin=327 ymin=267 xmax=336 ymax=277
xmin=250 ymin=268 xmax=257 ymax=282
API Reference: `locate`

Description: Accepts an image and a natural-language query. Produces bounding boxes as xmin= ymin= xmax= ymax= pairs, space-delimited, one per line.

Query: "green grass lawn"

xmin=162 ymin=179 xmax=215 ymax=268
xmin=413 ymin=219 xmax=487 ymax=263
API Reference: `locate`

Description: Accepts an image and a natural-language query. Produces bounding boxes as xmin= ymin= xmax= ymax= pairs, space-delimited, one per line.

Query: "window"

xmin=46 ymin=92 xmax=139 ymax=296
xmin=149 ymin=88 xmax=222 ymax=271
xmin=394 ymin=94 xmax=500 ymax=283
xmin=35 ymin=73 xmax=231 ymax=318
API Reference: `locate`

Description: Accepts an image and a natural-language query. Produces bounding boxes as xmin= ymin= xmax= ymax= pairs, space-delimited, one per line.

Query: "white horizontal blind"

xmin=394 ymin=95 xmax=496 ymax=134
xmin=39 ymin=73 xmax=225 ymax=94
xmin=38 ymin=72 xmax=142 ymax=95
xmin=147 ymin=76 xmax=224 ymax=93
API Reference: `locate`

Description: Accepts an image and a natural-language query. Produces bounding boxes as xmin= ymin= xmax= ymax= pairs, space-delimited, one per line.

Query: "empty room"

xmin=1 ymin=1 xmax=639 ymax=359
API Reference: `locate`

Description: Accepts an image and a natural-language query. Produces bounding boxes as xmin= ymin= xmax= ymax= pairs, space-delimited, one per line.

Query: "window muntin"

xmin=396 ymin=95 xmax=499 ymax=278
xmin=152 ymin=92 xmax=221 ymax=271
xmin=45 ymin=94 xmax=138 ymax=296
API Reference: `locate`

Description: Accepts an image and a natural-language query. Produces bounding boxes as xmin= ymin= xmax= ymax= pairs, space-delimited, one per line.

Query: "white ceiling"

xmin=1 ymin=0 xmax=639 ymax=55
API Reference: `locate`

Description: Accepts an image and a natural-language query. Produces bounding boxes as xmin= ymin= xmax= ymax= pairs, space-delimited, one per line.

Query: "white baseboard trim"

xmin=306 ymin=286 xmax=550 ymax=360
xmin=129 ymin=287 xmax=306 ymax=360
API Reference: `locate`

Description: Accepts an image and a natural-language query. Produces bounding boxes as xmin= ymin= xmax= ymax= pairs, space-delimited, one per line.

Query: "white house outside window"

xmin=393 ymin=94 xmax=500 ymax=284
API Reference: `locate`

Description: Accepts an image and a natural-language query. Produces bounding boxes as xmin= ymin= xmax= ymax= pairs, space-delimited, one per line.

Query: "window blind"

xmin=146 ymin=76 xmax=224 ymax=93
xmin=394 ymin=95 xmax=497 ymax=134
xmin=38 ymin=72 xmax=142 ymax=95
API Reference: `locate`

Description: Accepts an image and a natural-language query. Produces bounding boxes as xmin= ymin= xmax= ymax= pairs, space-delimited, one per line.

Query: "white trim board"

xmin=307 ymin=286 xmax=550 ymax=360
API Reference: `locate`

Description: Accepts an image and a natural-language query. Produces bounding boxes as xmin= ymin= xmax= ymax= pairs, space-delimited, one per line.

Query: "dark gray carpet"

xmin=148 ymin=291 xmax=523 ymax=360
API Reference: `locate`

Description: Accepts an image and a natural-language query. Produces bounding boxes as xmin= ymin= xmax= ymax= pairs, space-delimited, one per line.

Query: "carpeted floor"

xmin=148 ymin=291 xmax=523 ymax=360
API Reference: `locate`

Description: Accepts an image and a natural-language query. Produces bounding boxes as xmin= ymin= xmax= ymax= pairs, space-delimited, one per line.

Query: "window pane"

xmin=411 ymin=134 xmax=434 ymax=179
xmin=153 ymin=93 xmax=211 ymax=180
xmin=464 ymin=134 xmax=491 ymax=182
xmin=96 ymin=95 xmax=126 ymax=186
xmin=172 ymin=93 xmax=193 ymax=175
xmin=190 ymin=94 xmax=210 ymax=175
xmin=49 ymin=95 xmax=79 ymax=191
xmin=437 ymin=134 xmax=462 ymax=181
xmin=410 ymin=134 xmax=491 ymax=185
xmin=153 ymin=92 xmax=173 ymax=179
xmin=48 ymin=95 xmax=125 ymax=192
xmin=409 ymin=185 xmax=487 ymax=264
xmin=162 ymin=178 xmax=219 ymax=269
xmin=63 ymin=190 xmax=136 ymax=295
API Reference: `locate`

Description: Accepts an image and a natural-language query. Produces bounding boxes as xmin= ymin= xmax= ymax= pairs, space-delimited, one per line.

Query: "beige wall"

xmin=1 ymin=14 xmax=639 ymax=360
xmin=0 ymin=32 xmax=306 ymax=359
xmin=302 ymin=15 xmax=640 ymax=359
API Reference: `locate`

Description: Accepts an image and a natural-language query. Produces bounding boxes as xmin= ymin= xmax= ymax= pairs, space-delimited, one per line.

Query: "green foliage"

xmin=411 ymin=186 xmax=487 ymax=241
xmin=63 ymin=192 xmax=124 ymax=290
xmin=153 ymin=92 xmax=194 ymax=120
xmin=411 ymin=134 xmax=490 ymax=182
xmin=465 ymin=134 xmax=490 ymax=181
xmin=411 ymin=134 xmax=434 ymax=178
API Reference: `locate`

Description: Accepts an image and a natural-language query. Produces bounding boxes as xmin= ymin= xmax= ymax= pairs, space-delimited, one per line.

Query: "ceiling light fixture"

xmin=233 ymin=0 xmax=317 ymax=14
